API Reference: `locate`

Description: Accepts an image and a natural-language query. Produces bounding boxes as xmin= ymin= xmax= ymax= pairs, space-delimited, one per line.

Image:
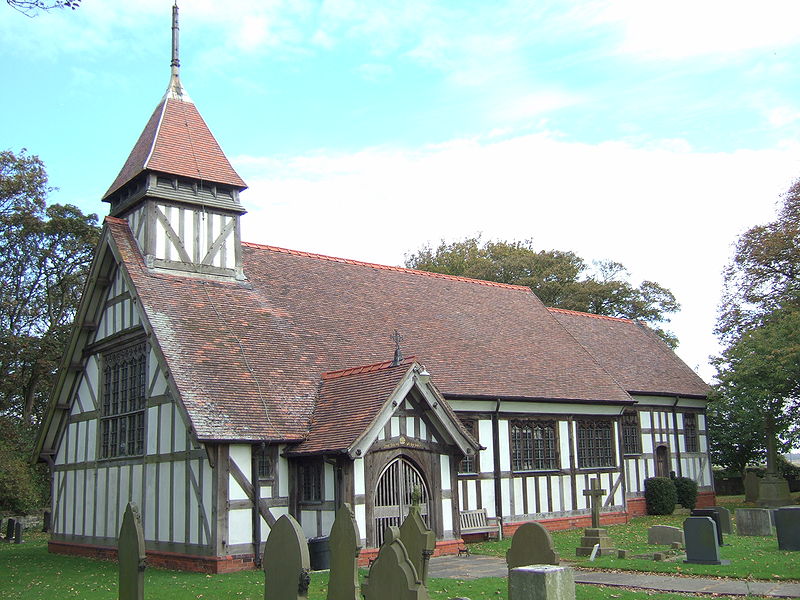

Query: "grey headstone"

xmin=362 ymin=526 xmax=429 ymax=600
xmin=5 ymin=518 xmax=15 ymax=541
xmin=710 ymin=506 xmax=732 ymax=534
xmin=508 ymin=565 xmax=575 ymax=600
xmin=683 ymin=517 xmax=729 ymax=565
xmin=775 ymin=506 xmax=800 ymax=551
xmin=735 ymin=508 xmax=772 ymax=536
xmin=264 ymin=514 xmax=311 ymax=600
xmin=506 ymin=522 xmax=559 ymax=568
xmin=690 ymin=509 xmax=723 ymax=545
xmin=398 ymin=504 xmax=436 ymax=584
xmin=647 ymin=525 xmax=684 ymax=546
xmin=327 ymin=503 xmax=361 ymax=600
xmin=14 ymin=521 xmax=22 ymax=544
xmin=744 ymin=471 xmax=760 ymax=503
xmin=617 ymin=549 xmax=628 ymax=559
xmin=118 ymin=502 xmax=146 ymax=600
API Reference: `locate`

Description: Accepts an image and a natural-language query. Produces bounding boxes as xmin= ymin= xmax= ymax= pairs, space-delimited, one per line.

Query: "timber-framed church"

xmin=36 ymin=8 xmax=714 ymax=572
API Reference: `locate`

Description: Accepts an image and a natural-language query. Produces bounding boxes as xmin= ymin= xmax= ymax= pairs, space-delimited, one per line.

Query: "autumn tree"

xmin=406 ymin=237 xmax=680 ymax=347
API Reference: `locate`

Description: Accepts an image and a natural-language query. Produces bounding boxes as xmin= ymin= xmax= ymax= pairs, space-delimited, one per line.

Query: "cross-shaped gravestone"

xmin=118 ymin=502 xmax=146 ymax=600
xmin=264 ymin=514 xmax=311 ymax=600
xmin=583 ymin=478 xmax=606 ymax=529
xmin=327 ymin=503 xmax=361 ymax=600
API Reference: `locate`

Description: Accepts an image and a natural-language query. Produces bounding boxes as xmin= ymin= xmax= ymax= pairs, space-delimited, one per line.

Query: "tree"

xmin=709 ymin=181 xmax=800 ymax=475
xmin=6 ymin=0 xmax=80 ymax=17
xmin=405 ymin=236 xmax=680 ymax=347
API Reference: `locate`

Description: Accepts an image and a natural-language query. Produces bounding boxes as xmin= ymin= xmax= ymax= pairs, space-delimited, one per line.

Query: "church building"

xmin=36 ymin=7 xmax=714 ymax=573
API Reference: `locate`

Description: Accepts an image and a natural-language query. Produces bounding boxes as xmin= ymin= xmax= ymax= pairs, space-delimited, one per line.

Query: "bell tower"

xmin=102 ymin=3 xmax=248 ymax=280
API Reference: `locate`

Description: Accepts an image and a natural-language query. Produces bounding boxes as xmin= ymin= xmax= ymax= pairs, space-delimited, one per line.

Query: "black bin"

xmin=308 ymin=536 xmax=330 ymax=570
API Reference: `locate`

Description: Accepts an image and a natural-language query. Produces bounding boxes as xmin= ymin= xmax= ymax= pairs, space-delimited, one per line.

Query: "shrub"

xmin=674 ymin=476 xmax=698 ymax=509
xmin=644 ymin=477 xmax=676 ymax=515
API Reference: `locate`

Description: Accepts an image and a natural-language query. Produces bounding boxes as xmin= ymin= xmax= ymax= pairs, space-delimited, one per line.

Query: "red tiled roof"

xmin=103 ymin=97 xmax=246 ymax=199
xmin=548 ymin=307 xmax=709 ymax=398
xmin=106 ymin=219 xmax=635 ymax=442
xmin=322 ymin=357 xmax=416 ymax=380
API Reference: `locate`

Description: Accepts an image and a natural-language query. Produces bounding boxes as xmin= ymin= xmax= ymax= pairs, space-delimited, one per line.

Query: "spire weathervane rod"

xmin=165 ymin=2 xmax=190 ymax=101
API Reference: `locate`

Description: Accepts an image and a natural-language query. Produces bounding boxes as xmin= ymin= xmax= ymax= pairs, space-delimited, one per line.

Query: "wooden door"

xmin=655 ymin=445 xmax=670 ymax=478
xmin=373 ymin=457 xmax=430 ymax=547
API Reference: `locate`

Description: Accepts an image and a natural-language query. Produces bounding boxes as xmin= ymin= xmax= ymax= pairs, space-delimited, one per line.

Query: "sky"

xmin=3 ymin=1 xmax=800 ymax=382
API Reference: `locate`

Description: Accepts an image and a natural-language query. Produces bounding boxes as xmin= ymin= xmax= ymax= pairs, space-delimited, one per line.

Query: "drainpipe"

xmin=671 ymin=398 xmax=683 ymax=477
xmin=492 ymin=399 xmax=504 ymax=540
xmin=251 ymin=443 xmax=264 ymax=567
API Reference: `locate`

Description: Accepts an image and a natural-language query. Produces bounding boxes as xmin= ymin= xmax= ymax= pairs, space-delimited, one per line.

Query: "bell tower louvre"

xmin=102 ymin=3 xmax=248 ymax=280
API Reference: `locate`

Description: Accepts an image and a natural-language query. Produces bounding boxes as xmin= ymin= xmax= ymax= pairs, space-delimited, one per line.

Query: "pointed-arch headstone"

xmin=506 ymin=521 xmax=559 ymax=569
xmin=362 ymin=526 xmax=429 ymax=600
xmin=327 ymin=503 xmax=362 ymax=600
xmin=398 ymin=500 xmax=435 ymax=585
xmin=118 ymin=502 xmax=146 ymax=600
xmin=264 ymin=514 xmax=311 ymax=600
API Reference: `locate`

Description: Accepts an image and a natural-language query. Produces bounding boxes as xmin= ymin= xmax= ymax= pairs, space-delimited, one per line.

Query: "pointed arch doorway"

xmin=373 ymin=456 xmax=430 ymax=547
xmin=655 ymin=445 xmax=671 ymax=478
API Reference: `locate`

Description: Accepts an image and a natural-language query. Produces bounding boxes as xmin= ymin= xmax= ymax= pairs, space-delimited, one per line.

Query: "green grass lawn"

xmin=2 ymin=531 xmax=775 ymax=600
xmin=469 ymin=497 xmax=800 ymax=581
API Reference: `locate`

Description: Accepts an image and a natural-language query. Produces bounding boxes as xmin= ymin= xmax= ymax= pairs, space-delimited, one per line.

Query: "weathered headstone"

xmin=710 ymin=506 xmax=732 ymax=534
xmin=683 ymin=517 xmax=729 ymax=565
xmin=647 ymin=525 xmax=684 ymax=546
xmin=327 ymin=503 xmax=361 ymax=600
xmin=744 ymin=471 xmax=760 ymax=503
xmin=5 ymin=518 xmax=15 ymax=541
xmin=757 ymin=473 xmax=792 ymax=507
xmin=398 ymin=499 xmax=435 ymax=584
xmin=508 ymin=565 xmax=575 ymax=600
xmin=362 ymin=526 xmax=429 ymax=600
xmin=14 ymin=521 xmax=22 ymax=544
xmin=264 ymin=514 xmax=311 ymax=600
xmin=576 ymin=479 xmax=616 ymax=557
xmin=690 ymin=509 xmax=723 ymax=545
xmin=118 ymin=502 xmax=146 ymax=600
xmin=735 ymin=508 xmax=772 ymax=536
xmin=506 ymin=521 xmax=559 ymax=568
xmin=775 ymin=506 xmax=800 ymax=551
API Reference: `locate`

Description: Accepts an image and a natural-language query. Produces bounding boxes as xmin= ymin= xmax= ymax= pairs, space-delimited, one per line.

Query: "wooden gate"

xmin=373 ymin=457 xmax=430 ymax=547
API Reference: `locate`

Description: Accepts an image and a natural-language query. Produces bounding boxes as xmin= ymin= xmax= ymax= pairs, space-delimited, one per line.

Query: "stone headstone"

xmin=757 ymin=473 xmax=792 ymax=507
xmin=5 ymin=518 xmax=15 ymax=541
xmin=398 ymin=503 xmax=436 ymax=584
xmin=710 ymin=506 xmax=732 ymax=534
xmin=744 ymin=471 xmax=760 ymax=503
xmin=118 ymin=502 xmax=146 ymax=600
xmin=647 ymin=525 xmax=684 ymax=546
xmin=264 ymin=514 xmax=311 ymax=600
xmin=327 ymin=503 xmax=362 ymax=600
xmin=508 ymin=565 xmax=575 ymax=600
xmin=42 ymin=511 xmax=51 ymax=533
xmin=683 ymin=517 xmax=729 ymax=565
xmin=362 ymin=526 xmax=429 ymax=600
xmin=735 ymin=508 xmax=772 ymax=536
xmin=690 ymin=509 xmax=723 ymax=545
xmin=775 ymin=506 xmax=800 ymax=551
xmin=14 ymin=521 xmax=22 ymax=544
xmin=506 ymin=522 xmax=559 ymax=568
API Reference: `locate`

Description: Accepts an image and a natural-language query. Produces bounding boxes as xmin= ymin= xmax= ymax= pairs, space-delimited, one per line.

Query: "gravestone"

xmin=690 ymin=509 xmax=723 ymax=545
xmin=743 ymin=471 xmax=760 ymax=503
xmin=775 ymin=506 xmax=800 ymax=551
xmin=647 ymin=525 xmax=684 ymax=546
xmin=506 ymin=521 xmax=559 ymax=568
xmin=710 ymin=506 xmax=732 ymax=534
xmin=575 ymin=479 xmax=616 ymax=557
xmin=509 ymin=565 xmax=575 ymax=600
xmin=14 ymin=521 xmax=22 ymax=544
xmin=118 ymin=502 xmax=146 ymax=600
xmin=327 ymin=503 xmax=361 ymax=600
xmin=683 ymin=517 xmax=729 ymax=565
xmin=5 ymin=518 xmax=15 ymax=541
xmin=42 ymin=511 xmax=51 ymax=533
xmin=735 ymin=508 xmax=772 ymax=536
xmin=264 ymin=514 xmax=311 ymax=600
xmin=362 ymin=526 xmax=429 ymax=600
xmin=398 ymin=498 xmax=435 ymax=584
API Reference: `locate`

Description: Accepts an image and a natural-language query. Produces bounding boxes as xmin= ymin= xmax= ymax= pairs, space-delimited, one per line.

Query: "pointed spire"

xmin=165 ymin=2 xmax=191 ymax=101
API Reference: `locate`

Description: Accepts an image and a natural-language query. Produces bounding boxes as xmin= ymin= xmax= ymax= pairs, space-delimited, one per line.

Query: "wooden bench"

xmin=458 ymin=509 xmax=500 ymax=554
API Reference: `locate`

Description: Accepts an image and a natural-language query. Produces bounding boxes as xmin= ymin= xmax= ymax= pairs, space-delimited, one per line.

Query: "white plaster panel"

xmin=203 ymin=461 xmax=213 ymax=538
xmin=538 ymin=477 xmax=549 ymax=513
xmin=551 ymin=477 xmax=562 ymax=512
xmin=144 ymin=463 xmax=156 ymax=540
xmin=513 ymin=478 xmax=523 ymax=515
xmin=155 ymin=209 xmax=166 ymax=258
xmin=228 ymin=508 xmax=252 ymax=545
xmin=440 ymin=456 xmax=451 ymax=491
xmin=188 ymin=463 xmax=199 ymax=545
xmin=172 ymin=461 xmax=186 ymax=543
xmin=260 ymin=512 xmax=271 ymax=541
xmin=158 ymin=405 xmax=171 ymax=453
xmin=354 ymin=503 xmax=366 ymax=542
xmin=185 ymin=209 xmax=195 ymax=260
xmin=639 ymin=411 xmax=651 ymax=428
xmin=525 ymin=478 xmax=536 ymax=512
xmin=466 ymin=480 xmax=476 ymax=511
xmin=419 ymin=419 xmax=427 ymax=440
xmin=575 ymin=479 xmax=587 ymax=511
xmin=225 ymin=224 xmax=236 ymax=269
xmin=699 ymin=434 xmax=708 ymax=453
xmin=157 ymin=463 xmax=171 ymax=541
xmin=278 ymin=449 xmax=289 ymax=497
xmin=146 ymin=407 xmax=159 ymax=455
xmin=74 ymin=470 xmax=84 ymax=534
xmin=354 ymin=458 xmax=365 ymax=496
xmin=641 ymin=435 xmax=654 ymax=454
xmin=173 ymin=408 xmax=187 ymax=452
xmin=83 ymin=469 xmax=96 ymax=535
xmin=559 ymin=422 xmax=570 ymax=470
xmin=501 ymin=478 xmax=511 ymax=517
xmin=498 ymin=420 xmax=510 ymax=471
xmin=697 ymin=413 xmax=706 ymax=429
xmin=67 ymin=423 xmax=77 ymax=464
xmin=107 ymin=467 xmax=120 ymax=538
xmin=321 ymin=509 xmax=335 ymax=537
xmin=74 ymin=422 xmax=85 ymax=463
xmin=229 ymin=444 xmax=251 ymax=485
xmin=64 ymin=471 xmax=74 ymax=535
xmin=301 ymin=511 xmax=317 ymax=539
xmin=405 ymin=416 xmax=414 ymax=438
xmin=441 ymin=498 xmax=453 ymax=533
xmin=229 ymin=473 xmax=249 ymax=502
xmin=561 ymin=475 xmax=572 ymax=512
xmin=325 ymin=462 xmax=335 ymax=501
xmin=430 ymin=433 xmax=439 ymax=444
xmin=87 ymin=420 xmax=97 ymax=461
xmin=480 ymin=479 xmax=495 ymax=517
xmin=390 ymin=417 xmax=400 ymax=438
xmin=131 ymin=464 xmax=143 ymax=511
xmin=85 ymin=356 xmax=99 ymax=409
xmin=95 ymin=468 xmax=107 ymax=537
xmin=260 ymin=484 xmax=273 ymax=498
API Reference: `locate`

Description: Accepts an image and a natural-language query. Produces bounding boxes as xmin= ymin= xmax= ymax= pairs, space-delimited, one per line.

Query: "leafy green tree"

xmin=406 ymin=237 xmax=680 ymax=346
xmin=710 ymin=181 xmax=800 ymax=474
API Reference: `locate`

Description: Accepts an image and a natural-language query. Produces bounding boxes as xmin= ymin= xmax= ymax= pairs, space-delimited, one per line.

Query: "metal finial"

xmin=165 ymin=2 xmax=191 ymax=101
xmin=390 ymin=329 xmax=404 ymax=366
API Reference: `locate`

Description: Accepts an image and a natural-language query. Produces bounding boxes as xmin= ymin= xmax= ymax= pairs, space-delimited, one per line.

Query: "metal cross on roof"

xmin=390 ymin=329 xmax=404 ymax=366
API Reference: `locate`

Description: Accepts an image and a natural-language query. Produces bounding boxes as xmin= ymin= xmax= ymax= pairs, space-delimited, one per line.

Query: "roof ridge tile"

xmin=321 ymin=356 xmax=416 ymax=380
xmin=547 ymin=307 xmax=633 ymax=323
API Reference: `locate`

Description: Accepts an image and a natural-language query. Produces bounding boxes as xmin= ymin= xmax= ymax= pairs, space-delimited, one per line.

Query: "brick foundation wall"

xmin=626 ymin=490 xmax=717 ymax=516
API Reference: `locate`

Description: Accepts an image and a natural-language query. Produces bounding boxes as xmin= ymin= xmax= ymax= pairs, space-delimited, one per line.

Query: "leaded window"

xmin=576 ymin=420 xmax=615 ymax=468
xmin=101 ymin=343 xmax=147 ymax=459
xmin=510 ymin=420 xmax=558 ymax=471
xmin=298 ymin=460 xmax=322 ymax=503
xmin=257 ymin=445 xmax=275 ymax=480
xmin=622 ymin=410 xmax=642 ymax=455
xmin=684 ymin=413 xmax=698 ymax=452
xmin=458 ymin=419 xmax=478 ymax=474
